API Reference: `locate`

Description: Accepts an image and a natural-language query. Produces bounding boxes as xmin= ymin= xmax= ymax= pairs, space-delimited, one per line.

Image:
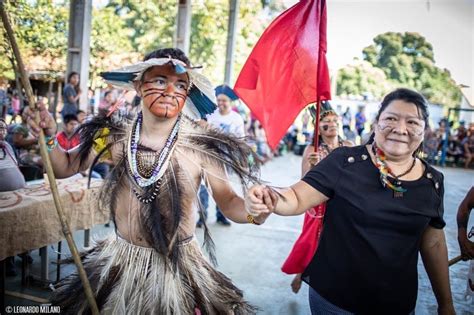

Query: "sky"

xmin=319 ymin=0 xmax=474 ymax=104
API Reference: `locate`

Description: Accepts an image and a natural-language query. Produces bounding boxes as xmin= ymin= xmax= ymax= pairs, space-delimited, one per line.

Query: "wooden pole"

xmin=0 ymin=2 xmax=99 ymax=314
xmin=448 ymin=255 xmax=462 ymax=267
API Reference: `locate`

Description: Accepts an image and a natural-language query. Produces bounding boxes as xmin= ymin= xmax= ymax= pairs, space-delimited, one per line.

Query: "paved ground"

xmin=4 ymin=152 xmax=474 ymax=314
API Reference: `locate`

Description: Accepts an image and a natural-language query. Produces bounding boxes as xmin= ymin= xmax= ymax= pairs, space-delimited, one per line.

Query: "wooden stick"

xmin=448 ymin=255 xmax=462 ymax=267
xmin=5 ymin=291 xmax=49 ymax=304
xmin=0 ymin=3 xmax=99 ymax=314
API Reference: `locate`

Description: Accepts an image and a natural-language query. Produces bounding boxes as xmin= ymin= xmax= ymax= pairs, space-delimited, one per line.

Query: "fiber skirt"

xmin=50 ymin=235 xmax=256 ymax=315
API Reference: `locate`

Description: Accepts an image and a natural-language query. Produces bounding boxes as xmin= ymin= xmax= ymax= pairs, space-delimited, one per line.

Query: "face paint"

xmin=139 ymin=65 xmax=189 ymax=119
xmin=377 ymin=118 xmax=424 ymax=137
xmin=319 ymin=114 xmax=339 ymax=135
xmin=374 ymin=100 xmax=426 ymax=158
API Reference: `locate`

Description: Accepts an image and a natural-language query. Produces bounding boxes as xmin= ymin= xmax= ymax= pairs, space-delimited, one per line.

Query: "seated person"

xmin=11 ymin=107 xmax=42 ymax=167
xmin=0 ymin=118 xmax=27 ymax=276
xmin=56 ymin=114 xmax=80 ymax=150
xmin=446 ymin=136 xmax=463 ymax=166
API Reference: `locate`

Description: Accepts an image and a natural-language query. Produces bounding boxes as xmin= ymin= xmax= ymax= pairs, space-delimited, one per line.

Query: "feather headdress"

xmin=100 ymin=57 xmax=216 ymax=120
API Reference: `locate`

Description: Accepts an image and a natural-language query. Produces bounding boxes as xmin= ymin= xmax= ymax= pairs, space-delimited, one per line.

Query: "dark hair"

xmin=63 ymin=114 xmax=78 ymax=124
xmin=376 ymin=88 xmax=429 ymax=128
xmin=143 ymin=48 xmax=191 ymax=66
xmin=104 ymin=91 xmax=113 ymax=98
xmin=77 ymin=110 xmax=86 ymax=115
xmin=67 ymin=72 xmax=79 ymax=83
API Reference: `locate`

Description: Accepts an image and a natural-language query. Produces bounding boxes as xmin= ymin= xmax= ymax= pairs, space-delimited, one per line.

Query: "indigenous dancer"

xmin=247 ymin=89 xmax=455 ymax=314
xmin=28 ymin=48 xmax=274 ymax=314
xmin=281 ymin=102 xmax=352 ymax=294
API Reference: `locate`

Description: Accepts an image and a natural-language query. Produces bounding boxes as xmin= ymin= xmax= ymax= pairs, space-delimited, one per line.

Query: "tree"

xmin=362 ymin=32 xmax=461 ymax=107
xmin=336 ymin=59 xmax=393 ymax=100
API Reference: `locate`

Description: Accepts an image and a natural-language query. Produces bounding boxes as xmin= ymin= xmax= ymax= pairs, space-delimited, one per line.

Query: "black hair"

xmin=67 ymin=72 xmax=79 ymax=83
xmin=63 ymin=114 xmax=78 ymax=124
xmin=104 ymin=90 xmax=113 ymax=98
xmin=77 ymin=110 xmax=86 ymax=115
xmin=376 ymin=88 xmax=429 ymax=128
xmin=143 ymin=48 xmax=191 ymax=66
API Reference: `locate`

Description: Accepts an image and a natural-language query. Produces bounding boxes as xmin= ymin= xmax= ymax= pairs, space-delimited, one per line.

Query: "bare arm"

xmin=12 ymin=132 xmax=37 ymax=148
xmin=205 ymin=162 xmax=274 ymax=224
xmin=247 ymin=181 xmax=329 ymax=217
xmin=420 ymin=226 xmax=455 ymax=314
xmin=25 ymin=103 xmax=96 ymax=178
xmin=457 ymin=187 xmax=474 ymax=260
xmin=48 ymin=146 xmax=95 ymax=178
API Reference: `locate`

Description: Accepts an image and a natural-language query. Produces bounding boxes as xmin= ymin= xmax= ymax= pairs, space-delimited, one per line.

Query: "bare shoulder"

xmin=343 ymin=140 xmax=354 ymax=147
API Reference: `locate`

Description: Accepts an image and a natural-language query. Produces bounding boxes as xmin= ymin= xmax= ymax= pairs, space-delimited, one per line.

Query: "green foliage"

xmin=106 ymin=0 xmax=176 ymax=53
xmin=361 ymin=32 xmax=461 ymax=107
xmin=1 ymin=0 xmax=279 ymax=88
xmin=0 ymin=0 xmax=68 ymax=80
xmin=336 ymin=59 xmax=393 ymax=100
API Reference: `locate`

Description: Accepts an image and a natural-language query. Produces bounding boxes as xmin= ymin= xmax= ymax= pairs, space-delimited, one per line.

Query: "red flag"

xmin=234 ymin=0 xmax=330 ymax=149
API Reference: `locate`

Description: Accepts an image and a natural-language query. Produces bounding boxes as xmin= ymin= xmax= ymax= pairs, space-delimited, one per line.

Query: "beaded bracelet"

xmin=45 ymin=136 xmax=58 ymax=152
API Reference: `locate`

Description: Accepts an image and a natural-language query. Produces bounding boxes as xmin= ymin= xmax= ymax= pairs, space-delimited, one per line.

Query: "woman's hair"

xmin=376 ymin=88 xmax=429 ymax=128
xmin=67 ymin=71 xmax=79 ymax=83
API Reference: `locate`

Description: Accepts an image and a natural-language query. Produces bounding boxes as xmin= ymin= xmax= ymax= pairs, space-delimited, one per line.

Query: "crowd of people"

xmin=0 ymin=47 xmax=472 ymax=314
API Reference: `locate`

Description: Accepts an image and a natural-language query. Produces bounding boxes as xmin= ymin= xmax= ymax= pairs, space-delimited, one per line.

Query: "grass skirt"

xmin=50 ymin=235 xmax=256 ymax=315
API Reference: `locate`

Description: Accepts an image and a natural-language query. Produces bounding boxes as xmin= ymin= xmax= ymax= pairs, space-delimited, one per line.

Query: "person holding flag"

xmin=281 ymin=101 xmax=352 ymax=294
xmin=234 ymin=0 xmax=454 ymax=313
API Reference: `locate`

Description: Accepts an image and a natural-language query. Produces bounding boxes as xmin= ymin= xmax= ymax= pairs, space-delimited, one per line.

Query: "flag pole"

xmin=0 ymin=3 xmax=99 ymax=314
xmin=313 ymin=101 xmax=321 ymax=151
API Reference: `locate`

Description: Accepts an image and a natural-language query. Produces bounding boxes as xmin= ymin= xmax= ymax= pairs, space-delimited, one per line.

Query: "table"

xmin=0 ymin=176 xmax=109 ymax=309
xmin=0 ymin=176 xmax=107 ymax=261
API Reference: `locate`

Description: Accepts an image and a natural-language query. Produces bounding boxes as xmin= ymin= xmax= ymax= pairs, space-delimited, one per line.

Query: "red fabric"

xmin=234 ymin=0 xmax=330 ymax=149
xmin=281 ymin=203 xmax=326 ymax=274
xmin=56 ymin=132 xmax=80 ymax=150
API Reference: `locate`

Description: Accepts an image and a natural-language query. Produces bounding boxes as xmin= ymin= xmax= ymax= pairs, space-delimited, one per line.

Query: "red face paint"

xmin=139 ymin=65 xmax=189 ymax=119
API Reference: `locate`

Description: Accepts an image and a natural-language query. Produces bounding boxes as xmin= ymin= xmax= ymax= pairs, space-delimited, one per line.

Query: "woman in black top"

xmin=246 ymin=88 xmax=455 ymax=314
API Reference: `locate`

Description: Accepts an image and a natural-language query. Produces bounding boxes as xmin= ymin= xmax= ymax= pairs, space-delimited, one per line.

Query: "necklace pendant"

xmin=393 ymin=190 xmax=403 ymax=198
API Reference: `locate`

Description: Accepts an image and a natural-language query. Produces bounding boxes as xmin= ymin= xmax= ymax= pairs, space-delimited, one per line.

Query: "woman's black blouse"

xmin=301 ymin=145 xmax=445 ymax=314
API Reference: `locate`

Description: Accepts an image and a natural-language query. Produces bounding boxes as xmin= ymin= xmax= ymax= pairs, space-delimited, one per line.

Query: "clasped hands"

xmin=245 ymin=185 xmax=279 ymax=224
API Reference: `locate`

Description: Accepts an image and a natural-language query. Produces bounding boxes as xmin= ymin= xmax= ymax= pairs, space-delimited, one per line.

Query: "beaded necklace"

xmin=320 ymin=137 xmax=344 ymax=154
xmin=372 ymin=143 xmax=416 ymax=198
xmin=127 ymin=112 xmax=181 ymax=189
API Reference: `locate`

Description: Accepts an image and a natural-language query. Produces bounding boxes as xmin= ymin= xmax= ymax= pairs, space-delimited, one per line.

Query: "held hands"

xmin=24 ymin=101 xmax=57 ymax=137
xmin=245 ymin=185 xmax=278 ymax=224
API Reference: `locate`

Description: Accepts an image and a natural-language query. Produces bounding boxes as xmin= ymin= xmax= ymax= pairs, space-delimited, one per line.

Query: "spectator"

xmin=10 ymin=91 xmax=21 ymax=122
xmin=62 ymin=72 xmax=81 ymax=118
xmin=342 ymin=107 xmax=351 ymax=132
xmin=446 ymin=135 xmax=463 ymax=166
xmin=99 ymin=90 xmax=115 ymax=116
xmin=424 ymin=126 xmax=439 ymax=165
xmin=56 ymin=114 xmax=80 ymax=150
xmin=76 ymin=110 xmax=87 ymax=124
xmin=456 ymin=121 xmax=467 ymax=142
xmin=355 ymin=105 xmax=366 ymax=137
xmin=11 ymin=107 xmax=42 ymax=167
xmin=462 ymin=126 xmax=474 ymax=169
xmin=197 ymin=85 xmax=245 ymax=227
xmin=1 ymin=118 xmax=27 ymax=277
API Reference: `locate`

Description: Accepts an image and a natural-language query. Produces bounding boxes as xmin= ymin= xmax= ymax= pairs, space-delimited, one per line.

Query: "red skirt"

xmin=281 ymin=203 xmax=326 ymax=274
